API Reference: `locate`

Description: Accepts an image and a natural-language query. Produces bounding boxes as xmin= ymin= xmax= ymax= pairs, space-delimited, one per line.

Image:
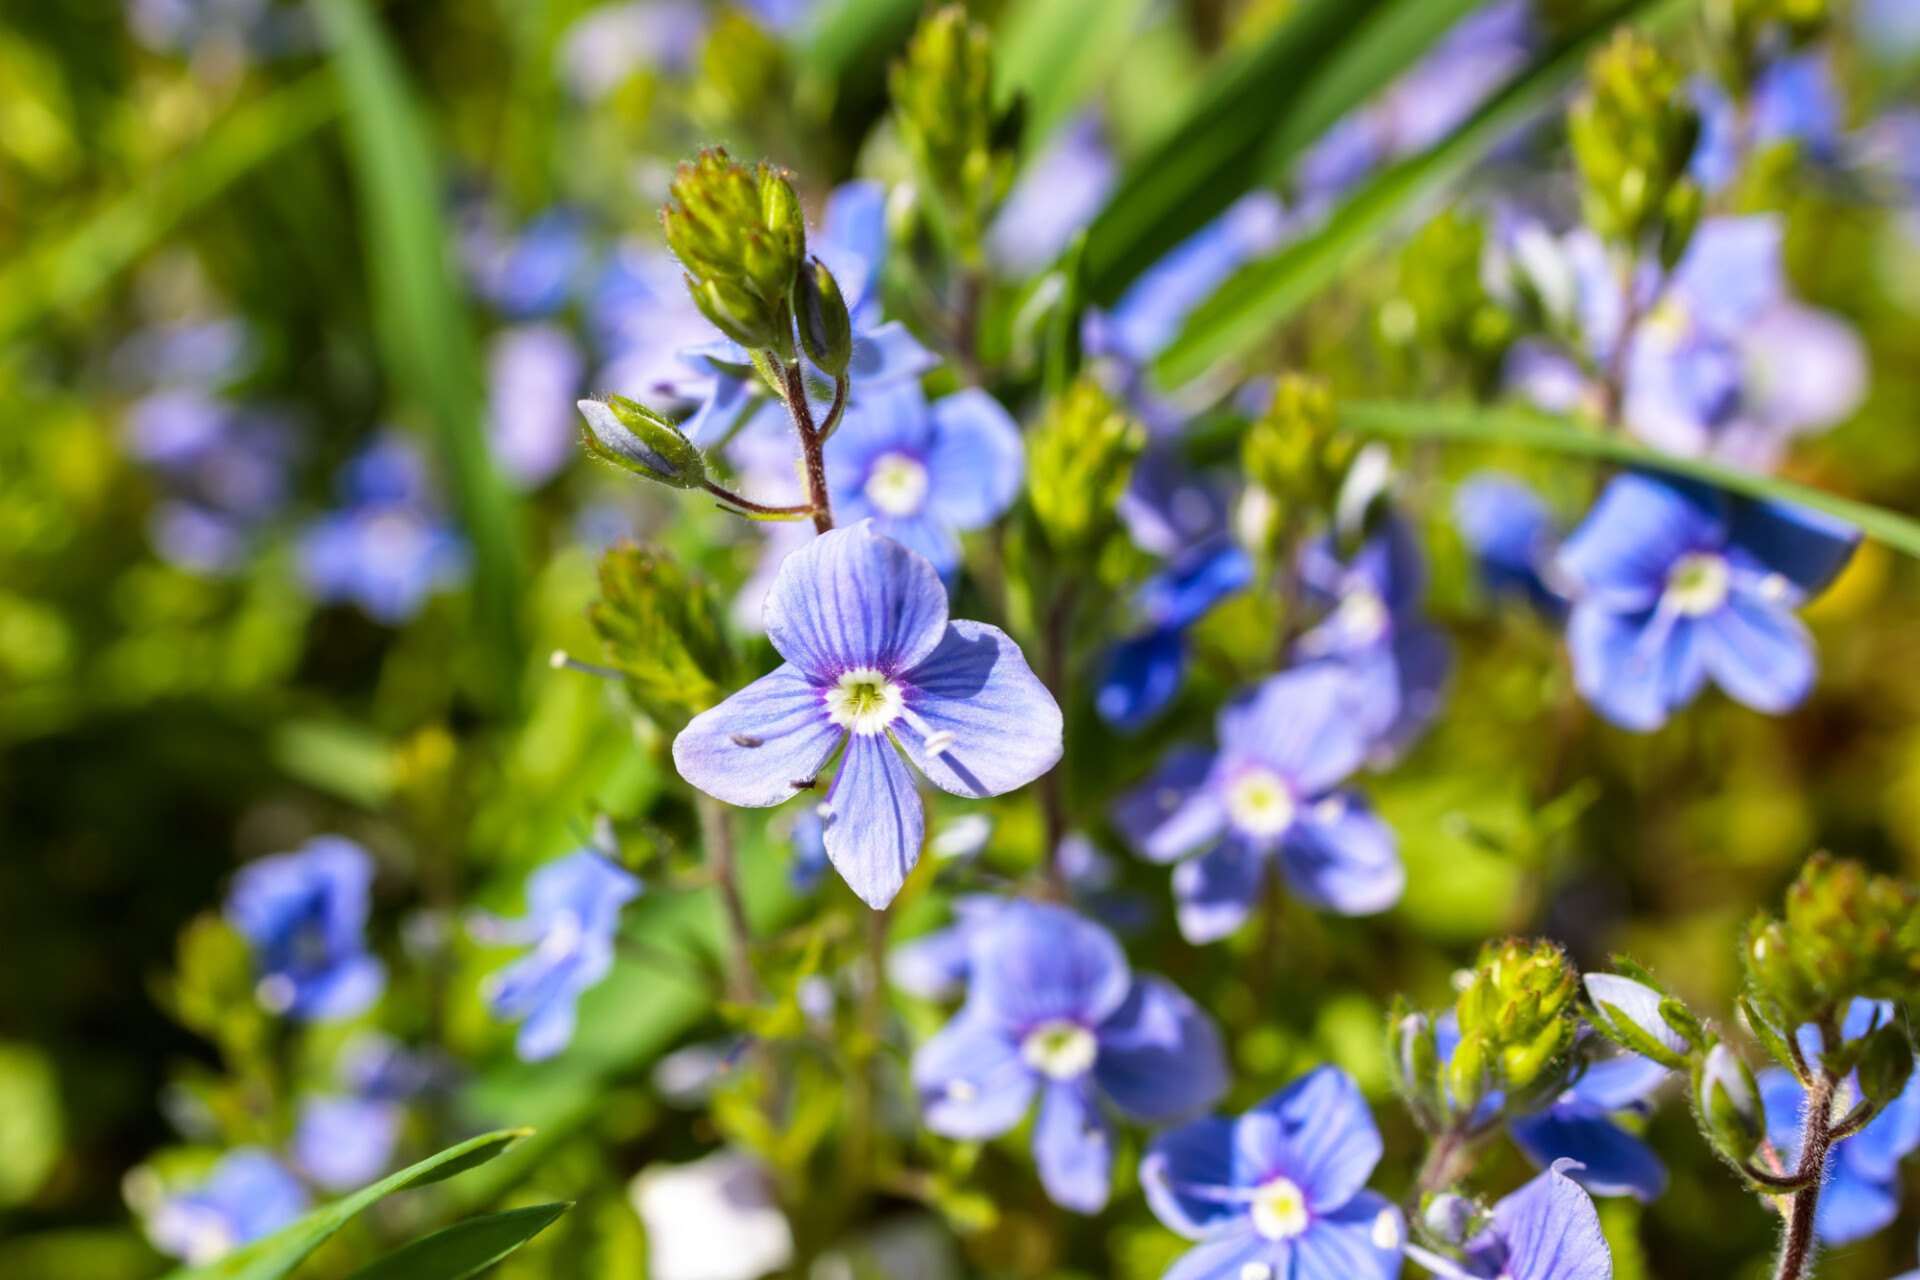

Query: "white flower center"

xmin=1665 ymin=551 xmax=1730 ymax=617
xmin=1239 ymin=1265 xmax=1273 ymax=1280
xmin=1371 ymin=1207 xmax=1401 ymax=1250
xmin=824 ymin=668 xmax=904 ymax=736
xmin=1643 ymin=295 xmax=1693 ymax=344
xmin=1250 ymin=1176 xmax=1310 ymax=1241
xmin=1020 ymin=1019 xmax=1098 ymax=1080
xmin=1226 ymin=768 xmax=1297 ymax=838
xmin=1333 ymin=588 xmax=1390 ymax=646
xmin=863 ymin=451 xmax=930 ymax=517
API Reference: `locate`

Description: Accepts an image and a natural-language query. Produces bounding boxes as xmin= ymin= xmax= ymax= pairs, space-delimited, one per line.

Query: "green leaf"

xmin=1339 ymin=400 xmax=1920 ymax=562
xmin=159 ymin=1130 xmax=530 ymax=1280
xmin=1153 ymin=0 xmax=1690 ymax=385
xmin=342 ymin=1203 xmax=569 ymax=1280
xmin=0 ymin=72 xmax=339 ymax=346
xmin=1079 ymin=0 xmax=1476 ymax=304
xmin=993 ymin=0 xmax=1152 ymax=139
xmin=311 ymin=0 xmax=524 ymax=713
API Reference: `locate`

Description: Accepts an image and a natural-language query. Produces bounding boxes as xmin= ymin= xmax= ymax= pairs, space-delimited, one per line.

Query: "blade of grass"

xmin=341 ymin=1203 xmax=569 ymax=1280
xmin=1341 ymin=400 xmax=1920 ymax=560
xmin=313 ymin=0 xmax=524 ymax=714
xmin=994 ymin=0 xmax=1153 ymax=139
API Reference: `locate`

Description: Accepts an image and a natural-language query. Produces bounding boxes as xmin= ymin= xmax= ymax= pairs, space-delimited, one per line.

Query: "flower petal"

xmin=1569 ymin=1055 xmax=1670 ymax=1111
xmin=821 ymin=732 xmax=925 ymax=909
xmin=763 ymin=523 xmax=950 ymax=677
xmin=1112 ymin=745 xmax=1221 ymax=863
xmin=1218 ymin=666 xmax=1371 ymax=798
xmin=1292 ymin=1191 xmax=1404 ymax=1280
xmin=1141 ymin=1116 xmax=1242 ymax=1239
xmin=1172 ymin=837 xmax=1266 ymax=944
xmin=1093 ymin=975 xmax=1229 ymax=1122
xmin=1496 ymin=1161 xmax=1613 ymax=1280
xmin=1566 ymin=604 xmax=1675 ymax=732
xmin=1508 ymin=1108 xmax=1667 ymax=1201
xmin=1095 ymin=627 xmax=1193 ymax=733
xmin=847 ymin=320 xmax=940 ymax=386
xmin=968 ymin=900 xmax=1131 ymax=1031
xmin=1276 ymin=793 xmax=1404 ymax=916
xmin=1697 ymin=594 xmax=1815 ymax=715
xmin=1815 ymin=1163 xmax=1902 ymax=1244
xmin=1557 ymin=474 xmax=1726 ymax=611
xmin=896 ymin=620 xmax=1064 ymax=798
xmin=925 ymin=389 xmax=1025 ymax=530
xmin=1162 ymin=1234 xmax=1289 ymax=1280
xmin=912 ymin=1004 xmax=1036 ymax=1138
xmin=1727 ymin=498 xmax=1859 ymax=597
xmin=1234 ymin=1066 xmax=1383 ymax=1214
xmin=1033 ymin=1081 xmax=1114 ymax=1214
xmin=673 ymin=664 xmax=845 ymax=807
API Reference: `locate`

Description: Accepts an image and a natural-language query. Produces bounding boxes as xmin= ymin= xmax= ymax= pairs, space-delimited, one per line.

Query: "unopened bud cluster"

xmin=1025 ymin=377 xmax=1145 ymax=568
xmin=1568 ymin=30 xmax=1701 ymax=262
xmin=1242 ymin=374 xmax=1351 ymax=523
xmin=1449 ymin=939 xmax=1580 ymax=1112
xmin=1743 ymin=854 xmax=1920 ymax=1032
xmin=890 ymin=5 xmax=1020 ymax=259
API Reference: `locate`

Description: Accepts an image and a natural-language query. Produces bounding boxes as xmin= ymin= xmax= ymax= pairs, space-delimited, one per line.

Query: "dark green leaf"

xmin=312 ymin=0 xmax=524 ymax=713
xmin=1339 ymin=400 xmax=1920 ymax=561
xmin=342 ymin=1203 xmax=569 ymax=1280
xmin=1154 ymin=0 xmax=1691 ymax=385
xmin=994 ymin=0 xmax=1152 ymax=139
xmin=159 ymin=1130 xmax=530 ymax=1280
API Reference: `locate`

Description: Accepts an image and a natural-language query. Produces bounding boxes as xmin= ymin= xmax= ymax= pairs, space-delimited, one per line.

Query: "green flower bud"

xmin=1695 ymin=1043 xmax=1763 ymax=1165
xmin=890 ymin=4 xmax=1015 ymax=258
xmin=794 ymin=257 xmax=853 ymax=378
xmin=1454 ymin=940 xmax=1582 ymax=1102
xmin=1584 ymin=972 xmax=1695 ymax=1069
xmin=1857 ymin=1021 xmax=1916 ymax=1113
xmin=589 ymin=544 xmax=735 ymax=730
xmin=579 ymin=396 xmax=707 ymax=489
xmin=1388 ymin=1003 xmax=1445 ymax=1127
xmin=1568 ymin=30 xmax=1700 ymax=249
xmin=1743 ymin=855 xmax=1920 ymax=1031
xmin=1242 ymin=374 xmax=1349 ymax=519
xmin=660 ymin=148 xmax=806 ymax=354
xmin=1658 ymin=178 xmax=1703 ymax=272
xmin=1026 ymin=377 xmax=1145 ymax=565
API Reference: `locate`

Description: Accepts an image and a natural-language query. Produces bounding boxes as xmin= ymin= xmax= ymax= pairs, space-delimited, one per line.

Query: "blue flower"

xmin=477 ymin=849 xmax=641 ymax=1062
xmin=1404 ymin=1160 xmax=1611 ymax=1280
xmin=674 ymin=525 xmax=1063 ymax=908
xmin=122 ymin=388 xmax=295 ymax=576
xmin=1555 ymin=473 xmax=1858 ymax=731
xmin=1296 ymin=517 xmax=1452 ymax=762
xmin=1691 ymin=54 xmax=1844 ymax=194
xmin=1861 ymin=0 xmax=1920 ymax=60
xmin=1141 ymin=1065 xmax=1404 ymax=1280
xmin=485 ymin=323 xmax=585 ymax=489
xmin=1452 ymin=471 xmax=1565 ymax=616
xmin=145 ymin=1148 xmax=309 ymax=1264
xmin=466 ymin=208 xmax=590 ymax=320
xmin=225 ymin=837 xmax=384 ymax=1022
xmin=912 ymin=900 xmax=1227 ymax=1213
xmin=1112 ymin=664 xmax=1404 ymax=943
xmin=787 ymin=807 xmax=829 ymax=894
xmin=987 ymin=114 xmax=1118 ymax=277
xmin=1760 ymin=1064 xmax=1920 ymax=1245
xmin=824 ymin=382 xmax=1024 ymax=577
xmin=290 ymin=1032 xmax=431 ymax=1192
xmin=297 ymin=434 xmax=470 ymax=625
xmin=1508 ymin=1055 xmax=1670 ymax=1201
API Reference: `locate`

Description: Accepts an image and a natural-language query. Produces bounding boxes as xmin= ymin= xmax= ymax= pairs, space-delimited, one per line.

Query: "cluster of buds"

xmin=1450 ymin=940 xmax=1582 ymax=1114
xmin=1023 ymin=376 xmax=1145 ymax=572
xmin=1241 ymin=374 xmax=1353 ymax=536
xmin=1389 ymin=213 xmax=1516 ymax=396
xmin=588 ymin=544 xmax=736 ymax=731
xmin=1568 ymin=29 xmax=1702 ymax=265
xmin=1743 ymin=854 xmax=1920 ymax=1039
xmin=889 ymin=5 xmax=1021 ymax=260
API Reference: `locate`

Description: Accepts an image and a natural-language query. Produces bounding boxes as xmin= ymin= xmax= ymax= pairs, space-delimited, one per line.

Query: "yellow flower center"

xmin=1226 ymin=768 xmax=1297 ymax=838
xmin=1250 ymin=1176 xmax=1310 ymax=1241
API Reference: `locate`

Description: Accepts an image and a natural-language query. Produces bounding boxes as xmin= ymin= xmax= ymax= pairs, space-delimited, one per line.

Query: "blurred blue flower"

xmin=123 ymin=388 xmax=296 ymax=576
xmin=557 ymin=0 xmax=710 ymax=97
xmin=1296 ymin=516 xmax=1452 ymax=761
xmin=912 ymin=900 xmax=1226 ymax=1213
xmin=1141 ymin=1064 xmax=1404 ymax=1280
xmin=475 ymin=849 xmax=640 ymax=1062
xmin=126 ymin=0 xmax=311 ymax=63
xmin=1112 ymin=664 xmax=1404 ymax=943
xmin=824 ymin=383 xmax=1023 ymax=577
xmin=485 ymin=323 xmax=586 ymax=488
xmin=888 ymin=893 xmax=1007 ymax=1001
xmin=145 ymin=1147 xmax=309 ymax=1265
xmin=674 ymin=525 xmax=1062 ymax=908
xmin=1453 ymin=471 xmax=1565 ymax=615
xmin=226 ymin=836 xmax=384 ymax=1022
xmin=1404 ymin=1160 xmax=1611 ymax=1280
xmin=1556 ymin=473 xmax=1858 ymax=731
xmin=465 ymin=208 xmax=590 ymax=320
xmin=290 ymin=1032 xmax=432 ymax=1192
xmin=787 ymin=807 xmax=829 ymax=895
xmin=1861 ymin=0 xmax=1920 ymax=60
xmin=1691 ymin=53 xmax=1844 ymax=193
xmin=297 ymin=434 xmax=470 ymax=625
xmin=1760 ymin=1064 xmax=1920 ymax=1244
xmin=1508 ymin=1055 xmax=1670 ymax=1201
xmin=987 ymin=114 xmax=1118 ymax=278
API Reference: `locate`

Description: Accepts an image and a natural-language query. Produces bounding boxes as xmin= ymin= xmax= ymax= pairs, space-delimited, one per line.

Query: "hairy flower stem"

xmin=695 ymin=794 xmax=761 ymax=1005
xmin=768 ymin=354 xmax=844 ymax=535
xmin=1774 ymin=1071 xmax=1838 ymax=1280
xmin=1415 ymin=1126 xmax=1477 ymax=1200
xmin=698 ymin=478 xmax=819 ymax=520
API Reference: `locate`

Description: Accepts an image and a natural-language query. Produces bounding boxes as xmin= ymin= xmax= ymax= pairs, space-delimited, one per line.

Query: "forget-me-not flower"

xmin=1691 ymin=53 xmax=1844 ymax=194
xmin=291 ymin=1032 xmax=431 ymax=1191
xmin=144 ymin=1147 xmax=309 ymax=1264
xmin=1141 ymin=1064 xmax=1405 ymax=1280
xmin=1296 ymin=516 xmax=1452 ymax=762
xmin=986 ymin=114 xmax=1118 ymax=278
xmin=1112 ymin=664 xmax=1404 ymax=943
xmin=225 ymin=836 xmax=384 ymax=1022
xmin=1404 ymin=1159 xmax=1612 ymax=1280
xmin=675 ymin=524 xmax=1063 ymax=908
xmin=823 ymin=382 xmax=1024 ymax=578
xmin=1556 ymin=472 xmax=1858 ymax=732
xmin=123 ymin=388 xmax=295 ymax=576
xmin=912 ymin=900 xmax=1226 ymax=1213
xmin=297 ymin=434 xmax=470 ymax=625
xmin=1452 ymin=471 xmax=1566 ymax=616
xmin=1508 ymin=1054 xmax=1670 ymax=1201
xmin=474 ymin=849 xmax=640 ymax=1062
xmin=463 ymin=207 xmax=590 ymax=320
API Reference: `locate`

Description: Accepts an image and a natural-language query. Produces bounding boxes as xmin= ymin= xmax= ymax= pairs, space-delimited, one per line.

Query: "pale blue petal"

xmin=1112 ymin=746 xmax=1220 ymax=862
xmin=1816 ymin=1162 xmax=1901 ymax=1245
xmin=679 ymin=372 xmax=757 ymax=447
xmin=516 ymin=986 xmax=581 ymax=1062
xmin=1508 ymin=1109 xmax=1667 ymax=1201
xmin=1497 ymin=1162 xmax=1613 ymax=1280
xmin=1095 ymin=628 xmax=1192 ymax=732
xmin=924 ymin=389 xmax=1024 ymax=529
xmin=293 ymin=1096 xmax=402 ymax=1191
xmin=822 ymin=732 xmax=925 ymax=909
xmin=869 ymin=513 xmax=961 ymax=578
xmin=896 ymin=620 xmax=1064 ymax=798
xmin=1277 ymin=793 xmax=1403 ymax=916
xmin=817 ymin=180 xmax=888 ymax=323
xmin=1726 ymin=495 xmax=1859 ymax=603
xmin=968 ymin=900 xmax=1131 ymax=1031
xmin=825 ymin=381 xmax=932 ymax=481
xmin=1033 ymin=1081 xmax=1114 ymax=1213
xmin=672 ymin=664 xmax=845 ymax=807
xmin=763 ymin=523 xmax=950 ymax=676
xmin=1697 ymin=594 xmax=1815 ymax=714
xmin=1295 ymin=1192 xmax=1404 ymax=1280
xmin=1569 ymin=1056 xmax=1670 ymax=1111
xmin=1218 ymin=666 xmax=1370 ymax=796
xmin=1558 ymin=475 xmax=1725 ymax=611
xmin=1671 ymin=216 xmax=1783 ymax=334
xmin=913 ymin=1005 xmax=1036 ymax=1138
xmin=1093 ymin=975 xmax=1228 ymax=1122
xmin=847 ymin=320 xmax=939 ymax=386
xmin=1173 ymin=837 xmax=1265 ymax=944
xmin=1141 ymin=1116 xmax=1242 ymax=1238
xmin=1566 ymin=604 xmax=1674 ymax=732
xmin=1164 ymin=1234 xmax=1288 ymax=1280
xmin=1234 ymin=1066 xmax=1383 ymax=1213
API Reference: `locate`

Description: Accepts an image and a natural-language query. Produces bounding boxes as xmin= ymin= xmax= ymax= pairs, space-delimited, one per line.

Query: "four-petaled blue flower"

xmin=1556 ymin=473 xmax=1859 ymax=732
xmin=1112 ymin=664 xmax=1404 ymax=943
xmin=1404 ymin=1159 xmax=1612 ymax=1280
xmin=297 ymin=434 xmax=470 ymax=625
xmin=824 ymin=382 xmax=1024 ymax=578
xmin=1141 ymin=1064 xmax=1405 ymax=1280
xmin=912 ymin=900 xmax=1227 ymax=1213
xmin=145 ymin=1147 xmax=309 ymax=1265
xmin=225 ymin=836 xmax=385 ymax=1022
xmin=674 ymin=524 xmax=1064 ymax=909
xmin=1296 ymin=516 xmax=1452 ymax=762
xmin=476 ymin=849 xmax=641 ymax=1062
xmin=1509 ymin=1055 xmax=1670 ymax=1201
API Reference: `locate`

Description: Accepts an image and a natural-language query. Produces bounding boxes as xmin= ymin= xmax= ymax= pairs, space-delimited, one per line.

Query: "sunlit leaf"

xmin=341 ymin=1203 xmax=569 ymax=1280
